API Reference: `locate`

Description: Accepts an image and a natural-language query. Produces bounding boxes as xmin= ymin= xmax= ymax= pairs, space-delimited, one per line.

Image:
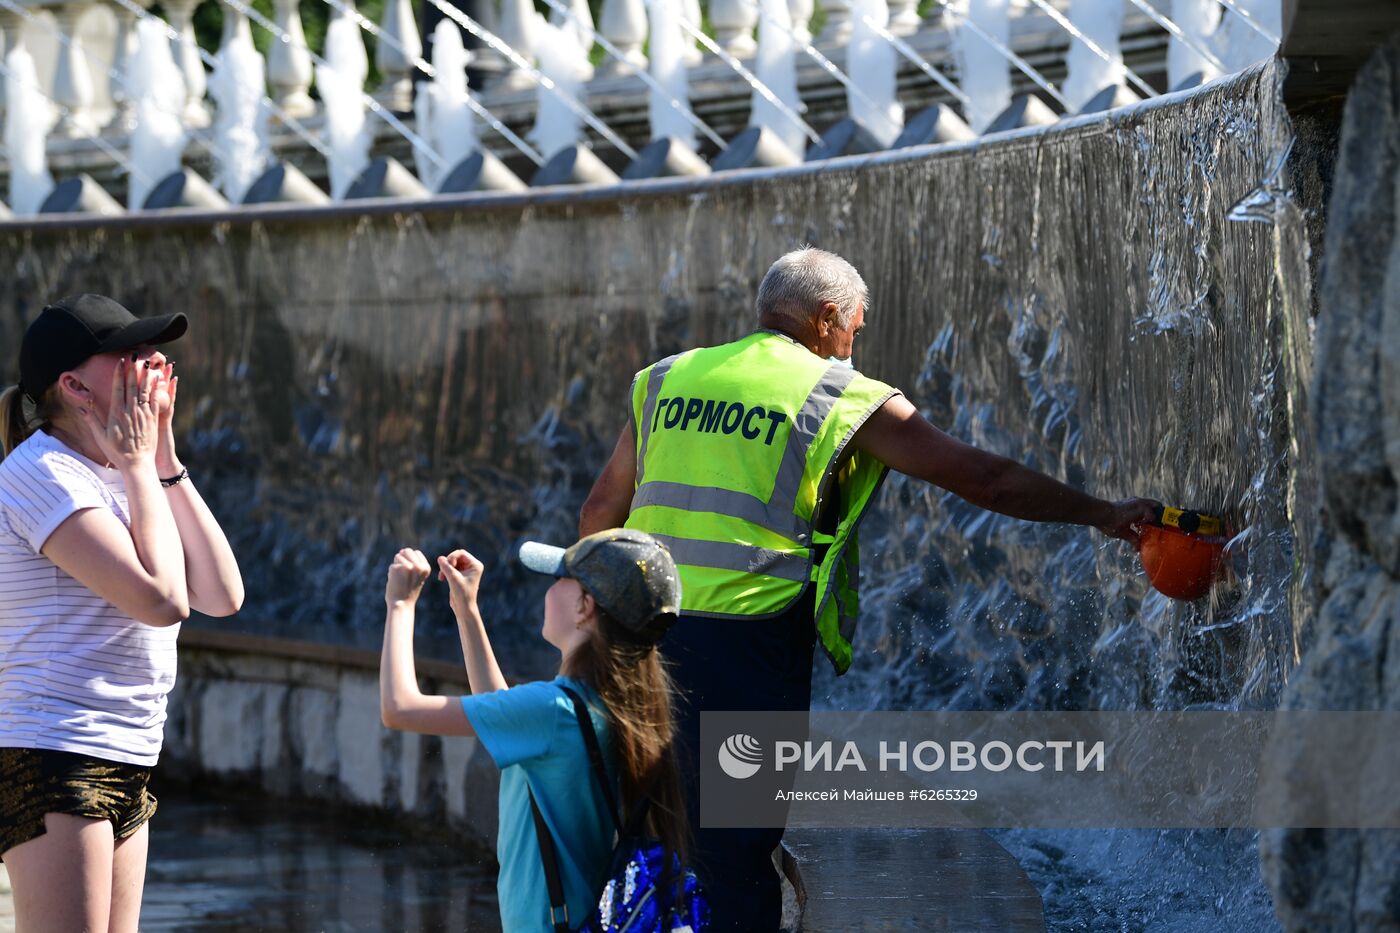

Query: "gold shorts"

xmin=0 ymin=747 xmax=157 ymax=859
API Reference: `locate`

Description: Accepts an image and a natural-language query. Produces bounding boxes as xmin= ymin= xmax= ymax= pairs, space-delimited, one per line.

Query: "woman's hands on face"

xmin=81 ymin=355 xmax=161 ymax=474
xmin=386 ymin=548 xmax=432 ymax=608
xmin=437 ymin=549 xmax=485 ymax=620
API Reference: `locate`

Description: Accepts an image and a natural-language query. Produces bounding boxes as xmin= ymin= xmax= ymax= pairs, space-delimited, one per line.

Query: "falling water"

xmin=954 ymin=0 xmax=1012 ymax=132
xmin=1169 ymin=0 xmax=1223 ymax=87
xmin=3 ymin=46 xmax=54 ymax=214
xmin=847 ymin=0 xmax=903 ymax=146
xmin=207 ymin=19 xmax=270 ymax=202
xmin=127 ymin=18 xmax=188 ymax=209
xmin=530 ymin=16 xmax=588 ymax=160
xmin=318 ymin=14 xmax=372 ymax=199
xmin=414 ymin=21 xmax=477 ymax=191
xmin=646 ymin=0 xmax=694 ymax=148
xmin=1061 ymin=0 xmax=1127 ymax=111
xmin=751 ymin=0 xmax=806 ymax=156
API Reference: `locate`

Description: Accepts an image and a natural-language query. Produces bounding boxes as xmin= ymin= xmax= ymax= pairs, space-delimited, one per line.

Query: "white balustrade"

xmin=495 ymin=0 xmax=538 ymax=89
xmin=598 ymin=0 xmax=648 ymax=76
xmin=681 ymin=0 xmax=702 ymax=64
xmin=710 ymin=0 xmax=758 ymax=56
xmin=161 ymin=0 xmax=208 ymax=126
xmin=266 ymin=0 xmax=313 ymax=118
xmin=887 ymin=0 xmax=921 ymax=36
xmin=51 ymin=3 xmax=97 ymax=137
xmin=374 ymin=0 xmax=421 ymax=110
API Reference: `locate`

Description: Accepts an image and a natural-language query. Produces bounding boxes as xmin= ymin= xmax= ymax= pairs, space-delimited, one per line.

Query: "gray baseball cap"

xmin=519 ymin=528 xmax=681 ymax=642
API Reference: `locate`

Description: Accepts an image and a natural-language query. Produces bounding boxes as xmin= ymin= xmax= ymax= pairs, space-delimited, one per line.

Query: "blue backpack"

xmin=528 ymin=685 xmax=710 ymax=933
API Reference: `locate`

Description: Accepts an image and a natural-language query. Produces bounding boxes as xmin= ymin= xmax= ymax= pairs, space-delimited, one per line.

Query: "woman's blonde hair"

xmin=0 ymin=384 xmax=54 ymax=457
xmin=563 ymin=611 xmax=690 ymax=862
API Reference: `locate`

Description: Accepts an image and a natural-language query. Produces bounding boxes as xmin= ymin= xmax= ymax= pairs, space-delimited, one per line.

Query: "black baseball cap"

xmin=519 ymin=528 xmax=682 ymax=643
xmin=18 ymin=294 xmax=187 ymax=401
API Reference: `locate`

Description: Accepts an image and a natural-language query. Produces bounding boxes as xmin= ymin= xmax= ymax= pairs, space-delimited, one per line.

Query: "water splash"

xmin=953 ymin=0 xmax=1011 ymax=132
xmin=647 ymin=0 xmax=694 ymax=148
xmin=127 ymin=18 xmax=188 ymax=209
xmin=751 ymin=0 xmax=805 ymax=156
xmin=414 ymin=21 xmax=477 ymax=190
xmin=1061 ymin=0 xmax=1126 ymax=111
xmin=208 ymin=19 xmax=270 ymax=202
xmin=318 ymin=14 xmax=372 ymax=199
xmin=530 ymin=16 xmax=589 ymax=160
xmin=847 ymin=0 xmax=903 ymax=146
xmin=3 ymin=45 xmax=54 ymax=214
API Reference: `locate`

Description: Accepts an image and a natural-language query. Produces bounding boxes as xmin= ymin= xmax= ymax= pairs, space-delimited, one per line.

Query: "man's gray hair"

xmin=755 ymin=247 xmax=868 ymax=330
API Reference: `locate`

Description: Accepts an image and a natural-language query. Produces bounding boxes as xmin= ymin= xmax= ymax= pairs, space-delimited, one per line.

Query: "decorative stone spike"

xmin=710 ymin=125 xmax=801 ymax=171
xmin=267 ymin=0 xmax=315 ymax=119
xmin=984 ymin=93 xmax=1060 ymax=134
xmin=621 ymin=136 xmax=711 ymax=179
xmin=437 ymin=151 xmax=528 ymax=193
xmin=709 ymin=0 xmax=757 ymax=58
xmin=597 ymin=0 xmax=647 ymax=77
xmin=344 ymin=156 xmax=431 ymax=200
xmin=804 ymin=117 xmax=884 ymax=161
xmin=242 ymin=162 xmax=331 ymax=204
xmin=39 ymin=174 xmax=123 ymax=214
xmin=529 ymin=144 xmax=621 ymax=186
xmin=1078 ymin=83 xmax=1142 ymax=115
xmin=142 ymin=168 xmax=231 ymax=210
xmin=891 ymin=103 xmax=975 ymax=147
xmin=375 ymin=0 xmax=422 ymax=111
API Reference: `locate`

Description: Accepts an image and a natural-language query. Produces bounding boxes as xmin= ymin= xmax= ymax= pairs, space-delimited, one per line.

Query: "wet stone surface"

xmin=141 ymin=790 xmax=500 ymax=932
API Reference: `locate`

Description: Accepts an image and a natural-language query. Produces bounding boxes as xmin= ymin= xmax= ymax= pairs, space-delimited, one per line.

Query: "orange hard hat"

xmin=1137 ymin=523 xmax=1225 ymax=600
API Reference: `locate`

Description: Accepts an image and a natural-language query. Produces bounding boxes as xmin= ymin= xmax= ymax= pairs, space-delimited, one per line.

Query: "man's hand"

xmin=385 ymin=548 xmax=432 ymax=607
xmin=1095 ymin=498 xmax=1162 ymax=546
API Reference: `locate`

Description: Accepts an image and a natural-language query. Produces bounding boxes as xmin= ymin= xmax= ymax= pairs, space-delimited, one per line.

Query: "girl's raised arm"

xmin=380 ymin=548 xmax=476 ymax=736
xmin=438 ymin=550 xmax=509 ymax=694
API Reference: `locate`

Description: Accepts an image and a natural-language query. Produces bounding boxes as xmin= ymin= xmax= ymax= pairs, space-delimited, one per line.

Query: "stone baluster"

xmin=680 ymin=0 xmax=701 ymax=65
xmin=887 ymin=0 xmax=922 ymax=36
xmin=219 ymin=0 xmax=254 ymax=51
xmin=163 ymin=0 xmax=209 ymax=126
xmin=815 ymin=0 xmax=853 ymax=45
xmin=103 ymin=0 xmax=141 ymax=132
xmin=52 ymin=3 xmax=98 ymax=138
xmin=374 ymin=0 xmax=420 ymax=111
xmin=494 ymin=0 xmax=537 ymax=89
xmin=597 ymin=0 xmax=647 ymax=76
xmin=789 ymin=0 xmax=814 ymax=45
xmin=709 ymin=0 xmax=756 ymax=57
xmin=266 ymin=0 xmax=313 ymax=118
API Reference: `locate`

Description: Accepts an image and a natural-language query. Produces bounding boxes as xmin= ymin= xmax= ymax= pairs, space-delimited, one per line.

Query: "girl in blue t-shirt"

xmin=379 ymin=528 xmax=689 ymax=932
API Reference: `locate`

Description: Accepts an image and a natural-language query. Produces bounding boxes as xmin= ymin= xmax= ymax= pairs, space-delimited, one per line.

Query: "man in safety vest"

xmin=579 ymin=247 xmax=1160 ymax=931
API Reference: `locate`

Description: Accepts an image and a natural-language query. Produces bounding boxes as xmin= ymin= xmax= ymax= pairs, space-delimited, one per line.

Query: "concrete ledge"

xmin=164 ymin=628 xmax=501 ymax=857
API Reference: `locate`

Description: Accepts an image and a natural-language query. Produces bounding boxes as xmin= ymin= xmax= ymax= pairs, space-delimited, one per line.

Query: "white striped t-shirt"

xmin=0 ymin=429 xmax=179 ymax=767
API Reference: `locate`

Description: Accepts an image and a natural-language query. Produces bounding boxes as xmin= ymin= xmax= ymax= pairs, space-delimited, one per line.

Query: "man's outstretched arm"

xmin=580 ymin=422 xmax=637 ymax=536
xmin=852 ymin=395 xmax=1159 ymax=544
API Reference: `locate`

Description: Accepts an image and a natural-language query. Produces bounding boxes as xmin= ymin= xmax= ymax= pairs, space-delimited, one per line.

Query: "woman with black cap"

xmin=0 ymin=295 xmax=244 ymax=932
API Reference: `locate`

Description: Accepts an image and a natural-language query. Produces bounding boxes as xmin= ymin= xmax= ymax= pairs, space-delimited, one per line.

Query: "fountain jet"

xmin=127 ymin=18 xmax=188 ymax=209
xmin=318 ymin=13 xmax=373 ymax=199
xmin=3 ymin=45 xmax=55 ymax=214
xmin=208 ymin=10 xmax=271 ymax=202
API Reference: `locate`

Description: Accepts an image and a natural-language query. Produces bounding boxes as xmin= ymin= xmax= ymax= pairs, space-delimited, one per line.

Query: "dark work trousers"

xmin=659 ymin=587 xmax=817 ymax=933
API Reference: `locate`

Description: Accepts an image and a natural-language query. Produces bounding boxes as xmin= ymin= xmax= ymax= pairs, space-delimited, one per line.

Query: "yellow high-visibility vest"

xmin=624 ymin=330 xmax=899 ymax=673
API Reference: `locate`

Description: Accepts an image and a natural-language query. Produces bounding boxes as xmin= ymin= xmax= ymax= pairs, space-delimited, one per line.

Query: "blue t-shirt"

xmin=461 ymin=675 xmax=617 ymax=933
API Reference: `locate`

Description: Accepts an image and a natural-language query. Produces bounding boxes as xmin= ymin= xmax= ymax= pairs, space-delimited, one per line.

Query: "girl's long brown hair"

xmin=1 ymin=384 xmax=54 ymax=457
xmin=563 ymin=611 xmax=690 ymax=862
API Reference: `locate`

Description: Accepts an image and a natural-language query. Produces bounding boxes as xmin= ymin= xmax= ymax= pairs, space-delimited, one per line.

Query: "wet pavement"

xmin=141 ymin=791 xmax=500 ymax=932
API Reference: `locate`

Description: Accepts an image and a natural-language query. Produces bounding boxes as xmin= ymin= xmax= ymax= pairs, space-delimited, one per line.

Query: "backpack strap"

xmin=559 ymin=684 xmax=624 ymax=833
xmin=528 ymin=788 xmax=572 ymax=933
